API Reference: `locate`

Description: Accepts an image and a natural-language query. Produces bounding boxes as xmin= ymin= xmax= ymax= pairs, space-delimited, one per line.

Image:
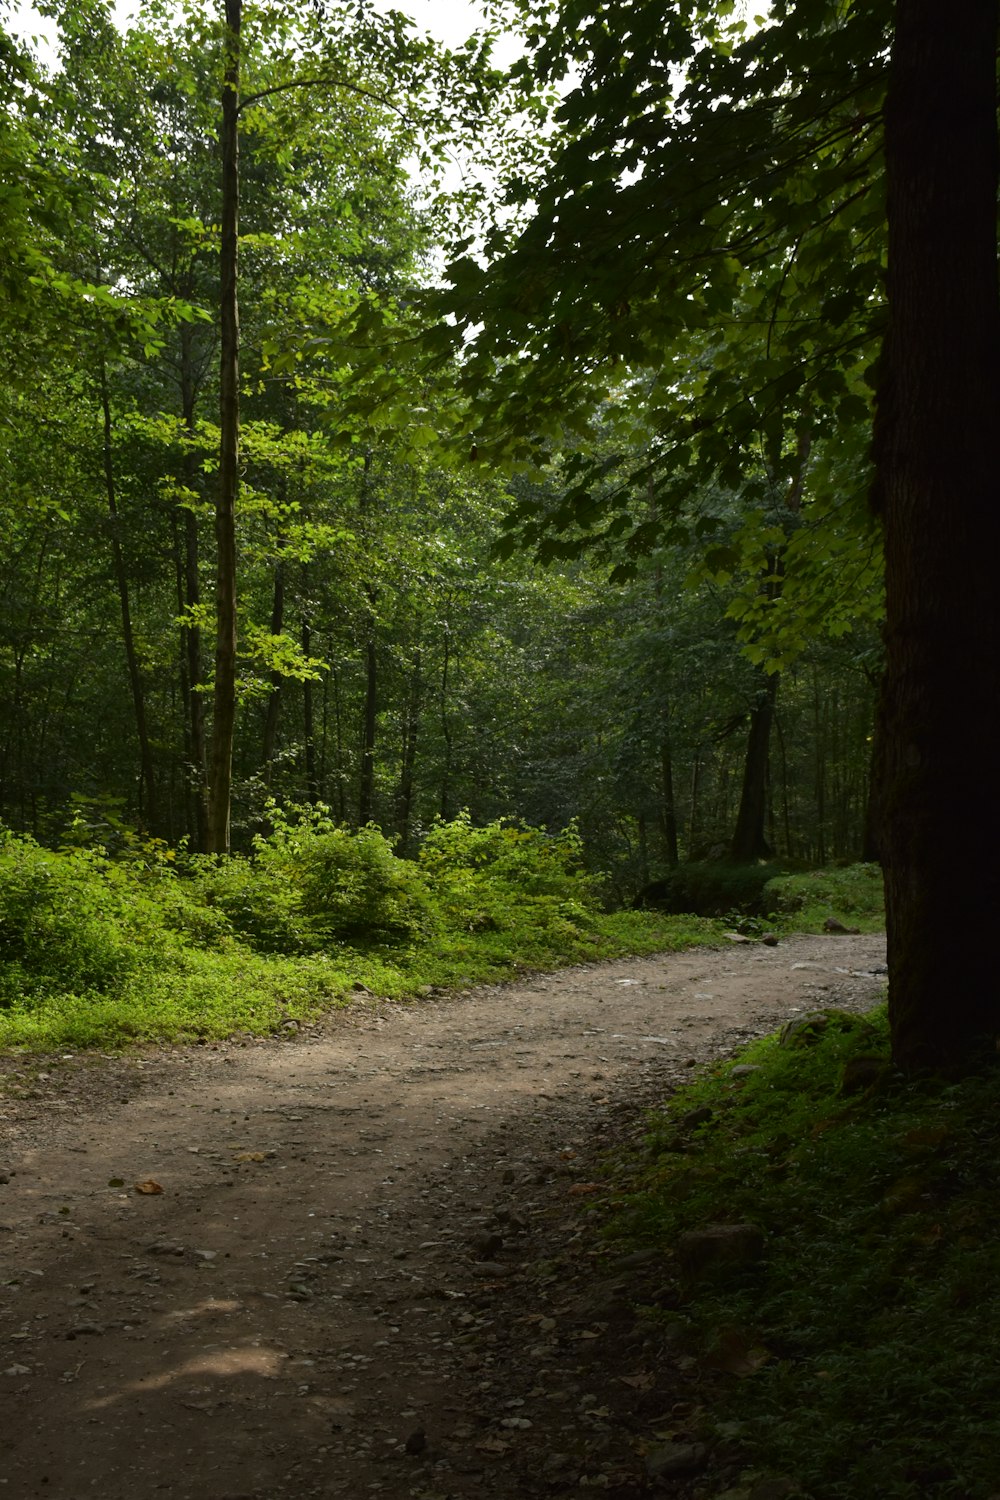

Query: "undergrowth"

xmin=607 ymin=1011 xmax=1000 ymax=1499
xmin=0 ymin=811 xmax=720 ymax=1050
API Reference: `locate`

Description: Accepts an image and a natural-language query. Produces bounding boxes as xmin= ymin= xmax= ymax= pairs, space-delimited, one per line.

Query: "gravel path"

xmin=0 ymin=932 xmax=886 ymax=1500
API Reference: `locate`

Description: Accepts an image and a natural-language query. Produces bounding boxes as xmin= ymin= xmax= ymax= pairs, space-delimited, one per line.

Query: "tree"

xmin=421 ymin=0 xmax=998 ymax=1071
xmin=873 ymin=0 xmax=1000 ymax=1071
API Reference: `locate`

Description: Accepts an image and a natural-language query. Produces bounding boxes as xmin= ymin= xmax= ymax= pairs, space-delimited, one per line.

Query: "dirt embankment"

xmin=0 ymin=932 xmax=886 ymax=1500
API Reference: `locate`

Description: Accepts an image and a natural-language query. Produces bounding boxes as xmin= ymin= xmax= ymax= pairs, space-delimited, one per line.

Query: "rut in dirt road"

xmin=0 ymin=933 xmax=886 ymax=1500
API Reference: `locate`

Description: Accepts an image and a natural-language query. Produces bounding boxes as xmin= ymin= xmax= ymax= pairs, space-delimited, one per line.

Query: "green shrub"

xmin=283 ymin=823 xmax=436 ymax=946
xmin=184 ymin=849 xmax=307 ymax=954
xmin=418 ymin=813 xmax=597 ymax=933
xmin=0 ymin=832 xmax=168 ymax=1006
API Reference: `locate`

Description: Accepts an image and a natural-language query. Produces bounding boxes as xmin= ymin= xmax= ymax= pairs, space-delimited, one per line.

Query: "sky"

xmin=8 ymin=0 xmax=524 ymax=66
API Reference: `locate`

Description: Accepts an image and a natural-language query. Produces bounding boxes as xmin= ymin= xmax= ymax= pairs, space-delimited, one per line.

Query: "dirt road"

xmin=0 ymin=933 xmax=885 ymax=1500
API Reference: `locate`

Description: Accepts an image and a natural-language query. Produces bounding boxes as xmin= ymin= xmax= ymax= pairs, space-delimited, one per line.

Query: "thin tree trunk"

xmin=357 ymin=454 xmax=378 ymax=826
xmin=302 ymin=617 xmax=319 ymax=803
xmin=359 ymin=635 xmax=377 ymax=825
xmin=261 ymin=547 xmax=286 ymax=780
xmin=97 ymin=352 xmax=158 ymax=831
xmin=730 ymin=672 xmax=779 ymax=862
xmin=395 ymin=650 xmax=422 ymax=856
xmin=874 ymin=0 xmax=1000 ymax=1070
xmin=207 ymin=0 xmax=241 ymax=854
xmin=439 ymin=628 xmax=453 ymax=821
xmin=331 ymin=663 xmax=346 ymax=822
xmin=689 ymin=750 xmax=701 ymax=854
xmin=659 ymin=718 xmax=679 ymax=867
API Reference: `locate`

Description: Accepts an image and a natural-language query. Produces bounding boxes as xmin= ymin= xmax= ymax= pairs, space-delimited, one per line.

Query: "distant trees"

xmin=0 ymin=0 xmax=881 ymax=901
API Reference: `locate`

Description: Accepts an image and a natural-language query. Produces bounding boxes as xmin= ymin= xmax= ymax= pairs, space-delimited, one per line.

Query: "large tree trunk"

xmin=874 ymin=0 xmax=1000 ymax=1071
xmin=207 ymin=0 xmax=241 ymax=854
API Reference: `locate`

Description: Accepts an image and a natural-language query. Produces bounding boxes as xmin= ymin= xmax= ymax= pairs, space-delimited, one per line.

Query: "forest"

xmin=0 ymin=0 xmax=997 ymax=1070
xmin=3 ymin=5 xmax=1000 ymax=1498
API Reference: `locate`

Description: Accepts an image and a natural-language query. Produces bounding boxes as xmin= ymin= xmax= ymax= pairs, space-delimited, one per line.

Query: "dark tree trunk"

xmin=730 ymin=672 xmax=779 ymax=862
xmin=439 ymin=628 xmax=453 ymax=821
xmin=302 ymin=617 xmax=320 ymax=803
xmin=97 ymin=353 xmax=159 ymax=833
xmin=261 ymin=546 xmax=286 ymax=780
xmin=659 ymin=716 xmax=679 ymax=867
xmin=207 ymin=0 xmax=241 ymax=855
xmin=395 ymin=650 xmax=422 ymax=856
xmin=874 ymin=0 xmax=1000 ymax=1071
xmin=359 ymin=636 xmax=377 ymax=825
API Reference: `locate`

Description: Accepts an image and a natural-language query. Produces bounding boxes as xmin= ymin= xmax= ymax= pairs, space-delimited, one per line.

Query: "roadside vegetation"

xmin=0 ymin=806 xmax=886 ymax=1053
xmin=0 ymin=810 xmax=729 ymax=1051
xmin=604 ymin=1002 xmax=1000 ymax=1499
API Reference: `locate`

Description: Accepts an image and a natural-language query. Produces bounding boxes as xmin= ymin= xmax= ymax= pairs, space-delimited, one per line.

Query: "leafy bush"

xmin=418 ymin=813 xmax=596 ymax=934
xmin=0 ymin=832 xmax=168 ymax=1006
xmin=275 ymin=821 xmax=436 ymax=946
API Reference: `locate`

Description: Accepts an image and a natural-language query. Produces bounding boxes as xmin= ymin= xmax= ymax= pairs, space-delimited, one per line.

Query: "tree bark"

xmin=659 ymin=717 xmax=679 ymax=867
xmin=302 ymin=616 xmax=320 ymax=803
xmin=395 ymin=650 xmax=422 ymax=856
xmin=874 ymin=0 xmax=1000 ymax=1071
xmin=261 ymin=546 xmax=286 ymax=780
xmin=358 ymin=453 xmax=378 ymax=827
xmin=97 ymin=352 xmax=159 ymax=833
xmin=730 ymin=672 xmax=779 ymax=862
xmin=207 ymin=0 xmax=241 ymax=854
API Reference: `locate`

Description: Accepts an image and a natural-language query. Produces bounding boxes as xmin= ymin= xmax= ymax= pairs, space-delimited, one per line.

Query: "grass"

xmin=763 ymin=862 xmax=885 ymax=934
xmin=603 ymin=1010 xmax=1000 ymax=1500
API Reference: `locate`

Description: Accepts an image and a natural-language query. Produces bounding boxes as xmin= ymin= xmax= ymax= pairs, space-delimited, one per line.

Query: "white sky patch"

xmin=8 ymin=0 xmax=522 ymax=67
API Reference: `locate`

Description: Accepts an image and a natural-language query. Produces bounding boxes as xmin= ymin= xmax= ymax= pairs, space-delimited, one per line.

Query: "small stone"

xmin=761 ymin=933 xmax=780 ymax=946
xmin=676 ymin=1224 xmax=765 ymax=1280
xmin=730 ymin=1064 xmax=762 ymax=1079
xmin=681 ymin=1106 xmax=713 ymax=1129
xmin=611 ymin=1248 xmax=660 ymax=1272
xmin=469 ymin=1230 xmax=504 ymax=1259
xmin=645 ymin=1441 xmax=708 ymax=1478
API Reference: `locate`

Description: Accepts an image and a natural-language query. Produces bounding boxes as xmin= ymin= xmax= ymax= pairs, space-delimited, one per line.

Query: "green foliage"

xmin=266 ymin=812 xmax=437 ymax=947
xmin=0 ymin=830 xmax=181 ymax=1005
xmin=764 ymin=862 xmax=884 ymax=931
xmin=0 ymin=816 xmax=721 ymax=1050
xmin=418 ymin=811 xmax=595 ymax=933
xmin=607 ymin=1013 xmax=1000 ymax=1498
